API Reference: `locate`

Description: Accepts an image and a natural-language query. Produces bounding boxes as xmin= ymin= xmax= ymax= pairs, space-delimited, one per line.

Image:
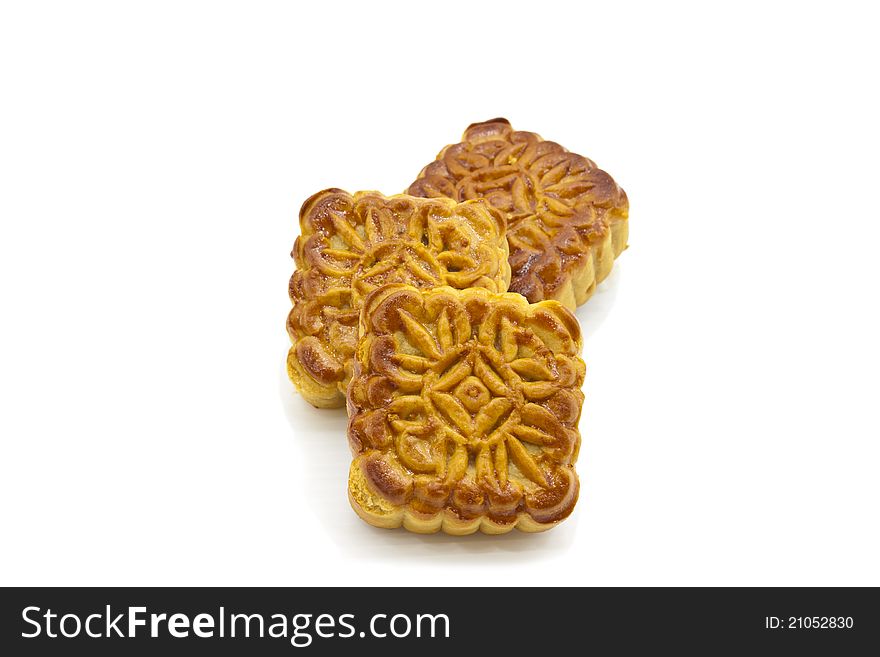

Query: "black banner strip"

xmin=1 ymin=587 xmax=876 ymax=654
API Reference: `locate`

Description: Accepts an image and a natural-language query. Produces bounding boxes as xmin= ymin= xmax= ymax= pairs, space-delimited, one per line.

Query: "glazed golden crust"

xmin=408 ymin=118 xmax=629 ymax=310
xmin=347 ymin=284 xmax=584 ymax=534
xmin=287 ymin=190 xmax=510 ymax=408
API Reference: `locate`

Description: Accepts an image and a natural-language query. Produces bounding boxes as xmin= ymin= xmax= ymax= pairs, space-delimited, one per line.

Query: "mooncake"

xmin=287 ymin=190 xmax=510 ymax=408
xmin=408 ymin=119 xmax=628 ymax=310
xmin=347 ymin=284 xmax=584 ymax=534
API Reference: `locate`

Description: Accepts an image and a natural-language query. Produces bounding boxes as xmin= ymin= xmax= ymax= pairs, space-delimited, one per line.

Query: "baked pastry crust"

xmin=287 ymin=190 xmax=510 ymax=408
xmin=347 ymin=284 xmax=584 ymax=534
xmin=408 ymin=118 xmax=628 ymax=310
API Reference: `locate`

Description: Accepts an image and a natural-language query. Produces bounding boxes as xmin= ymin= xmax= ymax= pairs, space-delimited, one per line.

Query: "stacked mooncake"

xmin=286 ymin=119 xmax=628 ymax=534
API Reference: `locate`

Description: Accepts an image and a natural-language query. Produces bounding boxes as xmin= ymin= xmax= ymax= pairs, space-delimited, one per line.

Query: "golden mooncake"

xmin=287 ymin=189 xmax=510 ymax=408
xmin=347 ymin=284 xmax=584 ymax=534
xmin=408 ymin=118 xmax=629 ymax=310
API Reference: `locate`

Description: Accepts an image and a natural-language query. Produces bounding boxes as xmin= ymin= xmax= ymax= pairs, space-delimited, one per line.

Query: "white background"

xmin=1 ymin=1 xmax=878 ymax=586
